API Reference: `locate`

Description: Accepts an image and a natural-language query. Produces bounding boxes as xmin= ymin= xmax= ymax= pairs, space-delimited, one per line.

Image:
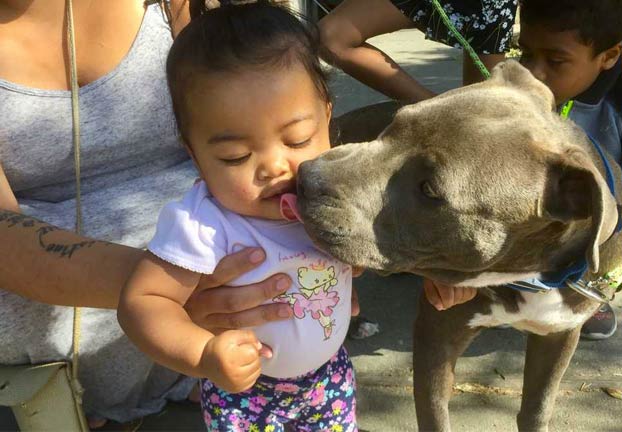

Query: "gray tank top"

xmin=0 ymin=5 xmax=197 ymax=421
xmin=0 ymin=4 xmax=196 ymax=247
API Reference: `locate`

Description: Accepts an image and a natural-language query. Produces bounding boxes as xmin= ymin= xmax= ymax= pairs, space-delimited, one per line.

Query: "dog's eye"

xmin=420 ymin=181 xmax=441 ymax=200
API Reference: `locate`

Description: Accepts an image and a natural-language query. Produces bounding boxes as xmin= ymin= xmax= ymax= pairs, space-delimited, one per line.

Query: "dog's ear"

xmin=489 ymin=60 xmax=556 ymax=112
xmin=542 ymin=152 xmax=618 ymax=273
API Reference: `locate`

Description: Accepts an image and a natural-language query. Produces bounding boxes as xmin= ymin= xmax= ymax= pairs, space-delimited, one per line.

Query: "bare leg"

xmin=319 ymin=0 xmax=436 ymax=102
xmin=517 ymin=328 xmax=581 ymax=432
xmin=413 ymin=293 xmax=483 ymax=431
xmin=463 ymin=53 xmax=506 ymax=85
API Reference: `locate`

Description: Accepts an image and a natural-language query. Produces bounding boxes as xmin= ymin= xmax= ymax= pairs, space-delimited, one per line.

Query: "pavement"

xmin=2 ymin=29 xmax=621 ymax=432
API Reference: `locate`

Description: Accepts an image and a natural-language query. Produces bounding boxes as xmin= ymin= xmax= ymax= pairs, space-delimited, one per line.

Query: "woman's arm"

xmin=0 ymin=163 xmax=18 ymax=212
xmin=0 ymin=206 xmax=143 ymax=308
xmin=0 ymin=208 xmax=296 ymax=322
xmin=0 ymin=207 xmax=298 ymax=318
xmin=319 ymin=0 xmax=436 ymax=102
xmin=0 ymin=161 xmax=139 ymax=307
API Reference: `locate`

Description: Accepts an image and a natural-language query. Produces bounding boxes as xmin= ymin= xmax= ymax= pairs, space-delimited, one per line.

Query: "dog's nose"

xmin=296 ymin=162 xmax=311 ymax=199
xmin=297 ymin=176 xmax=307 ymax=199
xmin=297 ymin=160 xmax=322 ymax=200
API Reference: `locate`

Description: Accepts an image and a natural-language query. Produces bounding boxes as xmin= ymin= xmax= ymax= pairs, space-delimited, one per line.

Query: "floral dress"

xmin=391 ymin=0 xmax=518 ymax=54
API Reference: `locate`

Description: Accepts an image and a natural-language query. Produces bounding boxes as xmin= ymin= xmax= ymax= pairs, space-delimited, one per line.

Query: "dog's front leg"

xmin=413 ymin=293 xmax=483 ymax=431
xmin=517 ymin=327 xmax=581 ymax=432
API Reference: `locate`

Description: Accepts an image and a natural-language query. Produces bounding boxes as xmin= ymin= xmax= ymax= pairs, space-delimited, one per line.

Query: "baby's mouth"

xmin=261 ymin=181 xmax=295 ymax=201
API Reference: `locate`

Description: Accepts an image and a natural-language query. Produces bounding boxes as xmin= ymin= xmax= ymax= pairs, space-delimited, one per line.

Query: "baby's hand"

xmin=202 ymin=329 xmax=263 ymax=393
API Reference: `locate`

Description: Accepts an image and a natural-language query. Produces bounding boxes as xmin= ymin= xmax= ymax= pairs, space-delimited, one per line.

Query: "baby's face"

xmin=519 ymin=22 xmax=620 ymax=105
xmin=182 ymin=64 xmax=331 ymax=220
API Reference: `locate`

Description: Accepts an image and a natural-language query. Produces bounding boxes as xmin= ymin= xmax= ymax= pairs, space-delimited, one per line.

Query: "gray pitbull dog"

xmin=300 ymin=61 xmax=622 ymax=431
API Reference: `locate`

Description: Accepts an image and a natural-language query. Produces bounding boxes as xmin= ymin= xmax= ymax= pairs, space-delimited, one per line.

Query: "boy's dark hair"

xmin=520 ymin=0 xmax=622 ymax=55
xmin=167 ymin=0 xmax=330 ymax=139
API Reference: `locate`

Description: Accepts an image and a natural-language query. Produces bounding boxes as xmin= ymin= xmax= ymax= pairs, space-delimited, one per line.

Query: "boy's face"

xmin=519 ymin=22 xmax=621 ymax=105
xmin=182 ymin=64 xmax=332 ymax=220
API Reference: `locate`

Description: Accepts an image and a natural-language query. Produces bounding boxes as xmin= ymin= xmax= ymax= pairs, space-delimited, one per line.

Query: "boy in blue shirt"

xmin=518 ymin=0 xmax=622 ymax=339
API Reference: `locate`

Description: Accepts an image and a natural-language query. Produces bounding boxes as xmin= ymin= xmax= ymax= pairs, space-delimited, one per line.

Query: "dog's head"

xmin=297 ymin=61 xmax=620 ymax=287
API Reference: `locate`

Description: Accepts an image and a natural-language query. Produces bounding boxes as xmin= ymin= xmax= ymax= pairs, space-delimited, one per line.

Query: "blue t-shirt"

xmin=568 ymin=99 xmax=622 ymax=166
xmin=566 ymin=59 xmax=622 ymax=167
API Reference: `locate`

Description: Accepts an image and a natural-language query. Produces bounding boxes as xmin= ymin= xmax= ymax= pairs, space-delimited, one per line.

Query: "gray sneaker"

xmin=580 ymin=303 xmax=617 ymax=340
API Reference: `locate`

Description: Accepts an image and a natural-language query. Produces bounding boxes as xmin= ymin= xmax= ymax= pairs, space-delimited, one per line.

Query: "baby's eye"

xmin=220 ymin=154 xmax=251 ymax=165
xmin=287 ymin=139 xmax=311 ymax=149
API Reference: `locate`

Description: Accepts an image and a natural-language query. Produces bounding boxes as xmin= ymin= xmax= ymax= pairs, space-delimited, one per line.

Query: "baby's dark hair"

xmin=167 ymin=0 xmax=330 ymax=139
xmin=520 ymin=0 xmax=622 ymax=55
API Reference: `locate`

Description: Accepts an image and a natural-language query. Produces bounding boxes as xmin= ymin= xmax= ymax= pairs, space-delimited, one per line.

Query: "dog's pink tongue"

xmin=280 ymin=193 xmax=302 ymax=222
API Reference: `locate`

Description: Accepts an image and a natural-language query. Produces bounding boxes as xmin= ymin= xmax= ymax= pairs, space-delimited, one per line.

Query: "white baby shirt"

xmin=148 ymin=181 xmax=352 ymax=379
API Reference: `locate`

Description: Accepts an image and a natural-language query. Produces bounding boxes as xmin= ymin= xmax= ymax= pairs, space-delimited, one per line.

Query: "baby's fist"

xmin=202 ymin=329 xmax=263 ymax=393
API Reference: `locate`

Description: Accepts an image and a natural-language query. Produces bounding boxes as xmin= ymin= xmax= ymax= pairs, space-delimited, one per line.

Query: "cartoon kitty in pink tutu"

xmin=274 ymin=260 xmax=340 ymax=340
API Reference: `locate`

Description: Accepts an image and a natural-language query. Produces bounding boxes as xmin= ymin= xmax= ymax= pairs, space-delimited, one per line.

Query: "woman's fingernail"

xmin=276 ymin=277 xmax=289 ymax=292
xmin=278 ymin=306 xmax=292 ymax=318
xmin=249 ymin=249 xmax=265 ymax=263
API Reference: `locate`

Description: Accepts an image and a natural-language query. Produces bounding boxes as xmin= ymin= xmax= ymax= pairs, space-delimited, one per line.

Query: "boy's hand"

xmin=351 ymin=267 xmax=364 ymax=317
xmin=352 ymin=266 xmax=364 ymax=277
xmin=202 ymin=329 xmax=264 ymax=393
xmin=423 ymin=278 xmax=477 ymax=311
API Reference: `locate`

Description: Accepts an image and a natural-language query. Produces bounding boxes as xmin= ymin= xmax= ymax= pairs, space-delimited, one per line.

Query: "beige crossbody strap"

xmin=144 ymin=0 xmax=175 ymax=37
xmin=65 ymin=0 xmax=86 ymax=417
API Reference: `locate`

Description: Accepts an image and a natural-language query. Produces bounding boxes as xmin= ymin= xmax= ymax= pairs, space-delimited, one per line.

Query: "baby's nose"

xmin=259 ymin=157 xmax=289 ymax=179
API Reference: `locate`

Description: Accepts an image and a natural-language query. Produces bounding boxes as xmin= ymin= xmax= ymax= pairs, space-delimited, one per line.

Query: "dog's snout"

xmin=319 ymin=146 xmax=348 ymax=162
xmin=297 ymin=176 xmax=307 ymax=199
xmin=297 ymin=161 xmax=321 ymax=199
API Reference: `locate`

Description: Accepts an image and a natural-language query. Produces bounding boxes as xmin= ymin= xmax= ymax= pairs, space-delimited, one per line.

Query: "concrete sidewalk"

xmin=2 ymin=29 xmax=620 ymax=432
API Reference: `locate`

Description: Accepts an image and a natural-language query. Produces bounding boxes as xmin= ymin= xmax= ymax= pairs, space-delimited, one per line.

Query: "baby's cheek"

xmin=210 ymin=174 xmax=257 ymax=209
xmin=230 ymin=183 xmax=256 ymax=203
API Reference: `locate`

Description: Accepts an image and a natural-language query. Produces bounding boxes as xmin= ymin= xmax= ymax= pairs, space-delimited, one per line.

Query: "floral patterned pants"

xmin=201 ymin=346 xmax=357 ymax=432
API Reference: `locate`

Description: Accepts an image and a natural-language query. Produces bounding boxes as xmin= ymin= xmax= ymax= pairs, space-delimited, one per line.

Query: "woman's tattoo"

xmin=0 ymin=210 xmax=103 ymax=259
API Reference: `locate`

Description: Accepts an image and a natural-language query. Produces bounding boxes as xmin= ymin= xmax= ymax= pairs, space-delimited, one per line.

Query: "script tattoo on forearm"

xmin=0 ymin=210 xmax=104 ymax=259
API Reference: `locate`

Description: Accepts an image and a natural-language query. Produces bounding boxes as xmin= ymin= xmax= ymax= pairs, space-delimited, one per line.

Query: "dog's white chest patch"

xmin=455 ymin=272 xmax=541 ymax=288
xmin=468 ymin=290 xmax=592 ymax=335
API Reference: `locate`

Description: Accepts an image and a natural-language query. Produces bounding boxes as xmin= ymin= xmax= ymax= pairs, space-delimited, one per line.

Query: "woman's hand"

xmin=423 ymin=278 xmax=477 ymax=311
xmin=185 ymin=248 xmax=293 ymax=334
xmin=186 ymin=250 xmax=363 ymax=334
